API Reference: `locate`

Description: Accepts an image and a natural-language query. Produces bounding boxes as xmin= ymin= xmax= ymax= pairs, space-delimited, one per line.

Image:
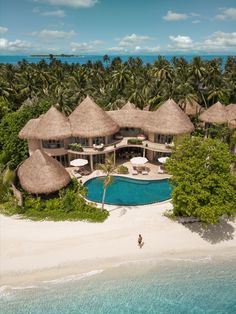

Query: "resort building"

xmin=19 ymin=96 xmax=195 ymax=170
xmin=179 ymin=99 xmax=204 ymax=117
xmin=18 ymin=149 xmax=71 ymax=194
xmin=199 ymin=101 xmax=236 ymax=130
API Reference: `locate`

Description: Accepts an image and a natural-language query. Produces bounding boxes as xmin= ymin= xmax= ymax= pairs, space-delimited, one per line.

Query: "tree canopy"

xmin=165 ymin=137 xmax=236 ymax=224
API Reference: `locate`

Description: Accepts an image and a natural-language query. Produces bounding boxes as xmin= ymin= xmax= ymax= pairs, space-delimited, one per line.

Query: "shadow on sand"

xmin=181 ymin=217 xmax=235 ymax=244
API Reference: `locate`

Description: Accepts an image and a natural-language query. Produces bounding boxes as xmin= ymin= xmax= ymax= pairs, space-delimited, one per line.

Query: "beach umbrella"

xmin=158 ymin=157 xmax=169 ymax=164
xmin=130 ymin=157 xmax=148 ymax=165
xmin=70 ymin=158 xmax=88 ymax=167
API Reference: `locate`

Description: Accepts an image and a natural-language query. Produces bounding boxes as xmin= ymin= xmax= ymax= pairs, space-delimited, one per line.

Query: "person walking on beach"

xmin=138 ymin=234 xmax=143 ymax=248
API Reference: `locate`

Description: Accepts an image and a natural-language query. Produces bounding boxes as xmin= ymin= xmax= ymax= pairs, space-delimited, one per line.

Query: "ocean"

xmin=1 ymin=256 xmax=236 ymax=314
xmin=0 ymin=54 xmax=233 ymax=65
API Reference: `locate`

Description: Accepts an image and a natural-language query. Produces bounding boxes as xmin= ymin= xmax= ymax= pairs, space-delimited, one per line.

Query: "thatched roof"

xmin=121 ymin=101 xmax=138 ymax=110
xmin=143 ymin=99 xmax=194 ymax=135
xmin=69 ymin=96 xmax=119 ymax=137
xmin=143 ymin=104 xmax=150 ymax=111
xmin=226 ymin=104 xmax=236 ymax=120
xmin=226 ymin=104 xmax=236 ymax=129
xmin=179 ymin=99 xmax=204 ymax=116
xmin=18 ymin=149 xmax=70 ymax=194
xmin=107 ymin=110 xmax=151 ymax=128
xmin=19 ymin=107 xmax=71 ymax=140
xmin=19 ymin=118 xmax=41 ymax=139
xmin=199 ymin=101 xmax=227 ymax=124
xmin=34 ymin=106 xmax=71 ymax=140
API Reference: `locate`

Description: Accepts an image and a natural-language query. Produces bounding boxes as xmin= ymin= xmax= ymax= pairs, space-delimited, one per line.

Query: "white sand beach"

xmin=1 ymin=202 xmax=236 ymax=286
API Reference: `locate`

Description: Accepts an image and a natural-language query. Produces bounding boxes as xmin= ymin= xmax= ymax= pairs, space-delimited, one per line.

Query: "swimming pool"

xmin=84 ymin=176 xmax=172 ymax=206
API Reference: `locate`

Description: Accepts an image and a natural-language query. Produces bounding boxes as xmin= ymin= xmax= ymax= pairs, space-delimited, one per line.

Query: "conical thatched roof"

xmin=143 ymin=99 xmax=194 ymax=135
xmin=69 ymin=96 xmax=119 ymax=137
xmin=107 ymin=110 xmax=151 ymax=128
xmin=19 ymin=107 xmax=71 ymax=140
xmin=19 ymin=118 xmax=41 ymax=139
xmin=226 ymin=104 xmax=236 ymax=120
xmin=18 ymin=149 xmax=71 ymax=194
xmin=226 ymin=104 xmax=236 ymax=129
xmin=121 ymin=101 xmax=137 ymax=110
xmin=143 ymin=104 xmax=150 ymax=111
xmin=34 ymin=106 xmax=71 ymax=140
xmin=199 ymin=101 xmax=227 ymax=124
xmin=179 ymin=99 xmax=204 ymax=116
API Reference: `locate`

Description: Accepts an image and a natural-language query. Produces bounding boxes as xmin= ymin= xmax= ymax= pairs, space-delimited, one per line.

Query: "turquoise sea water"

xmin=0 ymin=54 xmax=232 ymax=65
xmin=1 ymin=257 xmax=236 ymax=314
xmin=84 ymin=176 xmax=172 ymax=205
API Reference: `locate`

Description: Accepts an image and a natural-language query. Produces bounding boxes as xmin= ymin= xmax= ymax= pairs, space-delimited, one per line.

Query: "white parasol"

xmin=158 ymin=157 xmax=169 ymax=164
xmin=70 ymin=158 xmax=88 ymax=167
xmin=130 ymin=157 xmax=148 ymax=165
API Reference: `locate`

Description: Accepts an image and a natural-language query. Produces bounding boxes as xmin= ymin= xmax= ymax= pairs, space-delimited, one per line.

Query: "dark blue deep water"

xmin=1 ymin=257 xmax=236 ymax=314
xmin=0 ymin=54 xmax=232 ymax=65
xmin=84 ymin=176 xmax=172 ymax=205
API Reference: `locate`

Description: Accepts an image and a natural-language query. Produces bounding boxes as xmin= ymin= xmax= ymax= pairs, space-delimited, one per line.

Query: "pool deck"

xmin=66 ymin=162 xmax=172 ymax=210
xmin=67 ymin=161 xmax=171 ymax=183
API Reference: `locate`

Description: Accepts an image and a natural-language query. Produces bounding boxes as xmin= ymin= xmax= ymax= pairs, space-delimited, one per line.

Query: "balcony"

xmin=67 ymin=137 xmax=172 ymax=155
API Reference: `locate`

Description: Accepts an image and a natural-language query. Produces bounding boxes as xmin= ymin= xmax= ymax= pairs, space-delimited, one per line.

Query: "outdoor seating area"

xmin=132 ymin=166 xmax=149 ymax=175
xmin=93 ymin=143 xmax=104 ymax=151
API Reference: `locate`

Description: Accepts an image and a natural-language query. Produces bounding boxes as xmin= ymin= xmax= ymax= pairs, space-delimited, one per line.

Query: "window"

xmin=154 ymin=134 xmax=173 ymax=144
xmin=92 ymin=137 xmax=105 ymax=145
xmin=69 ymin=137 xmax=89 ymax=146
xmin=42 ymin=140 xmax=64 ymax=149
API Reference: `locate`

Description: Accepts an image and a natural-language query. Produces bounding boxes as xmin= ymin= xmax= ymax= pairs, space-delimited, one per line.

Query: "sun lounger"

xmin=72 ymin=170 xmax=82 ymax=178
xmin=158 ymin=167 xmax=164 ymax=174
xmin=142 ymin=170 xmax=148 ymax=175
xmin=132 ymin=170 xmax=138 ymax=175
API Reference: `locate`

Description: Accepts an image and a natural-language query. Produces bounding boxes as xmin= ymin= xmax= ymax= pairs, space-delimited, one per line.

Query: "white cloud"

xmin=118 ymin=33 xmax=151 ymax=47
xmin=107 ymin=46 xmax=127 ymax=52
xmin=31 ymin=29 xmax=76 ymax=40
xmin=169 ymin=35 xmax=193 ymax=49
xmin=192 ymin=20 xmax=200 ymax=24
xmin=70 ymin=40 xmax=103 ymax=52
xmin=135 ymin=46 xmax=160 ymax=53
xmin=33 ymin=7 xmax=40 ymax=13
xmin=0 ymin=38 xmax=32 ymax=51
xmin=216 ymin=8 xmax=236 ymax=20
xmin=42 ymin=10 xmax=65 ymax=17
xmin=201 ymin=31 xmax=236 ymax=50
xmin=167 ymin=32 xmax=236 ymax=52
xmin=0 ymin=26 xmax=8 ymax=34
xmin=163 ymin=10 xmax=188 ymax=21
xmin=38 ymin=0 xmax=97 ymax=8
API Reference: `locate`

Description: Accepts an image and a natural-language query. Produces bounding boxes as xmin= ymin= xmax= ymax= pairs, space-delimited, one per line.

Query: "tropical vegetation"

xmin=97 ymin=155 xmax=117 ymax=210
xmin=1 ymin=178 xmax=109 ymax=222
xmin=165 ymin=137 xmax=236 ymax=224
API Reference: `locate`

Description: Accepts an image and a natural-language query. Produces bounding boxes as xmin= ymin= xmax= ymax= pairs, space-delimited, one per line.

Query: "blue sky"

xmin=0 ymin=0 xmax=236 ymax=54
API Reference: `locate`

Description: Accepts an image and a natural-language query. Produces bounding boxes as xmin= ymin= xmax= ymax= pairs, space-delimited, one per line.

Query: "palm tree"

xmin=96 ymin=154 xmax=116 ymax=211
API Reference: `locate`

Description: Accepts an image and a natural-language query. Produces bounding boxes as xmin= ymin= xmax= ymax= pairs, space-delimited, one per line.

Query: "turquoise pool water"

xmin=84 ymin=176 xmax=172 ymax=205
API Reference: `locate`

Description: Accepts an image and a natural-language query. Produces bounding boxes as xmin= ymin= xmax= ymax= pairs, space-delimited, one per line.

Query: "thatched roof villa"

xmin=199 ymin=102 xmax=236 ymax=129
xmin=144 ymin=99 xmax=194 ymax=135
xmin=179 ymin=99 xmax=204 ymax=117
xmin=18 ymin=149 xmax=71 ymax=194
xmin=69 ymin=96 xmax=119 ymax=138
xmin=120 ymin=101 xmax=138 ymax=110
xmin=18 ymin=95 xmax=196 ymax=180
xmin=199 ymin=101 xmax=228 ymax=124
xmin=226 ymin=104 xmax=236 ymax=129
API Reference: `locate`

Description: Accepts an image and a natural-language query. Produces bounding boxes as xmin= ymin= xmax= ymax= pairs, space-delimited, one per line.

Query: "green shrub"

xmin=1 ymin=179 xmax=109 ymax=222
xmin=116 ymin=165 xmax=129 ymax=174
xmin=68 ymin=143 xmax=83 ymax=152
